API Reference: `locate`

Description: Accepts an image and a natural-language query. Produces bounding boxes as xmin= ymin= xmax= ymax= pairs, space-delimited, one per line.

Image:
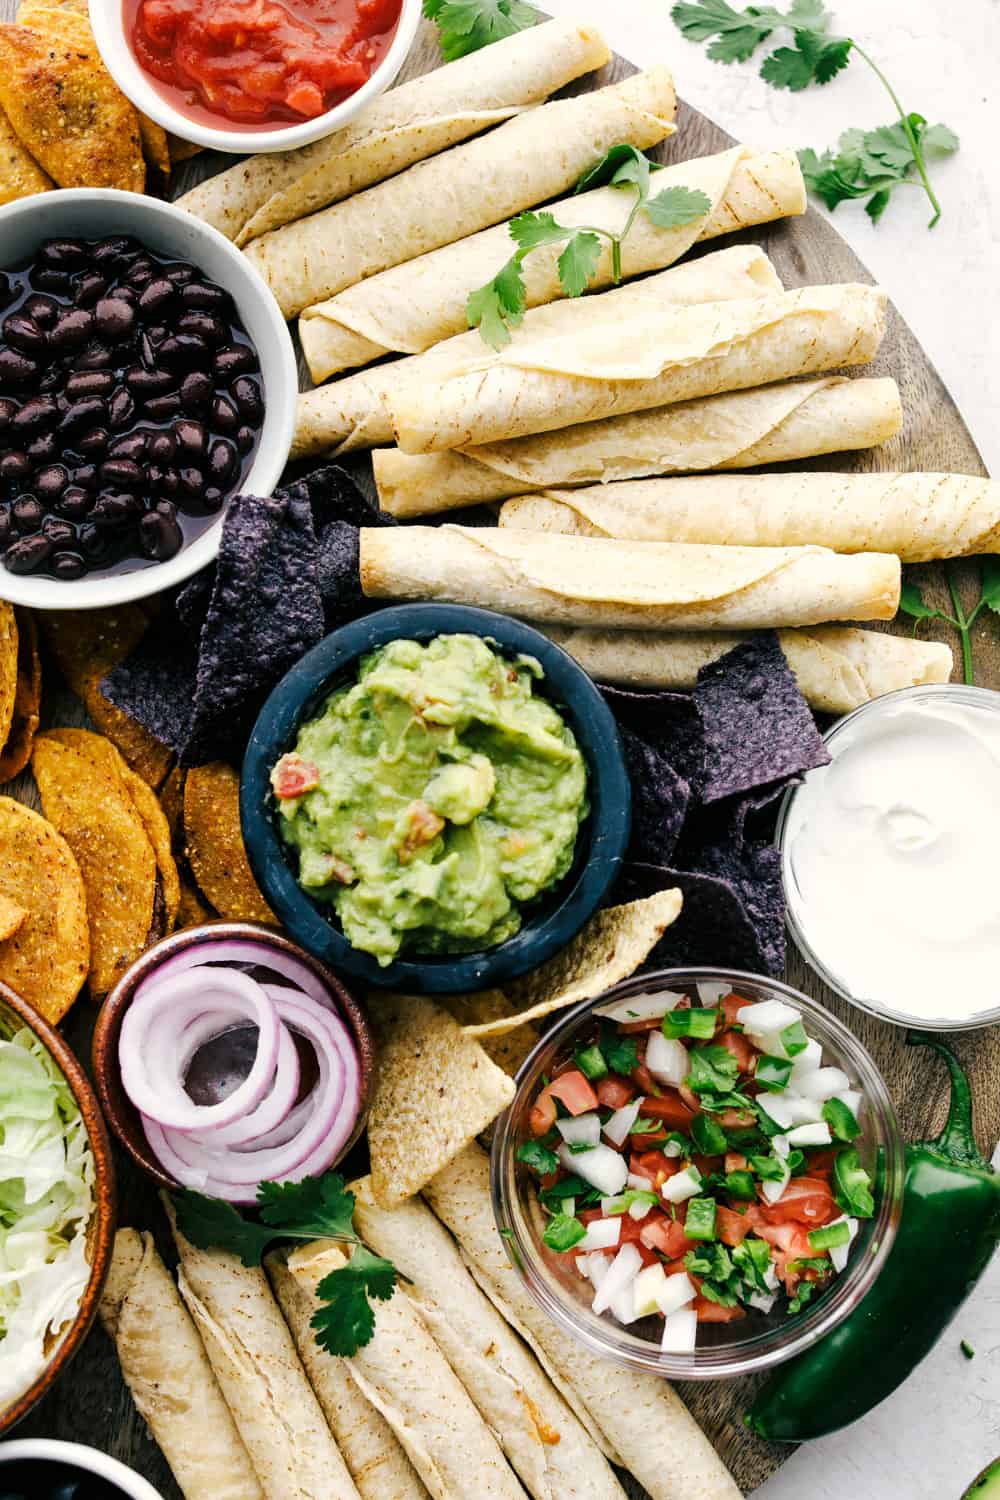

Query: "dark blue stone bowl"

xmin=240 ymin=603 xmax=631 ymax=994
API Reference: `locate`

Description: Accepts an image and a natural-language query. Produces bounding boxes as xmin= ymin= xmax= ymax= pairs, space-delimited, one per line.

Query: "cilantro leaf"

xmin=897 ymin=579 xmax=947 ymax=625
xmin=508 ymin=210 xmax=571 ymax=252
xmin=516 ymin=1140 xmax=561 ymax=1175
xmin=600 ymin=1026 xmax=639 ymax=1077
xmin=645 ymin=185 xmax=713 ymax=227
xmin=685 ymin=1044 xmax=740 ymax=1094
xmin=980 ymin=559 xmax=1000 ymax=616
xmin=671 ymin=0 xmax=776 ymax=62
xmin=312 ymin=1246 xmax=397 ymax=1356
xmin=542 ymin=1213 xmax=587 ymax=1252
xmin=558 ymin=232 xmax=602 ymax=298
xmin=760 ymin=30 xmax=851 ymax=90
xmin=170 ymin=1189 xmax=276 ymax=1268
xmin=257 ymin=1173 xmax=356 ymax=1239
xmin=467 ymin=255 xmax=526 ymax=349
xmin=423 ymin=0 xmax=538 ymax=61
xmin=575 ymin=143 xmax=655 ymax=195
xmin=798 ymin=114 xmax=958 ymax=224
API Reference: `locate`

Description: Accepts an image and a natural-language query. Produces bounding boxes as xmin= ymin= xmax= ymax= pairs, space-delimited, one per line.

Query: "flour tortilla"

xmin=167 ymin=1205 xmax=360 ymax=1500
xmin=267 ymin=1253 xmax=429 ymax=1500
xmin=374 ymin=377 xmax=902 ymax=515
xmin=349 ymin=1178 xmax=627 ymax=1500
xmin=390 ymin=283 xmax=888 ymax=453
xmin=177 ymin=18 xmax=609 ymax=244
xmin=99 ymin=1230 xmax=264 ymax=1500
xmin=542 ymin=624 xmax=953 ymax=714
xmin=283 ymin=1241 xmax=527 ymax=1500
xmin=360 ymin=525 xmax=901 ymax=631
xmin=299 ymin=145 xmax=804 ymax=380
xmin=245 ymin=68 xmax=677 ymax=318
xmin=424 ymin=1146 xmax=741 ymax=1500
xmin=498 ymin=469 xmax=995 ymax=563
xmin=293 ymin=244 xmax=781 ymax=458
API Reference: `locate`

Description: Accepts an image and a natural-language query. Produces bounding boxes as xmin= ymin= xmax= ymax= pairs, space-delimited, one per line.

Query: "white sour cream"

xmin=781 ymin=690 xmax=1000 ymax=1024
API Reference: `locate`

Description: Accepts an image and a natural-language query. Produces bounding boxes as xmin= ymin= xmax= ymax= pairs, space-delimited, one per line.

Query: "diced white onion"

xmin=764 ymin=1261 xmax=780 ymax=1292
xmin=661 ymin=1167 xmax=702 ymax=1204
xmin=828 ymin=1216 xmax=860 ymax=1273
xmin=739 ymin=1000 xmax=802 ymax=1036
xmin=633 ymin=1263 xmax=668 ymax=1317
xmin=628 ymin=1197 xmax=653 ymax=1221
xmin=610 ymin=1285 xmax=643 ymax=1325
xmin=836 ymin=1089 xmax=863 ymax=1118
xmin=656 ymin=1272 xmax=697 ymax=1317
xmin=556 ymin=1113 xmax=601 ymax=1147
xmin=559 ymin=1143 xmax=628 ymax=1197
xmin=627 ymin=1172 xmax=652 ymax=1191
xmin=797 ymin=1067 xmax=851 ymax=1102
xmin=603 ymin=1098 xmax=642 ymax=1147
xmin=662 ymin=1138 xmax=684 ymax=1158
xmin=586 ymin=1251 xmax=613 ymax=1289
xmin=578 ymin=1217 xmax=621 ymax=1252
xmin=575 ymin=1255 xmax=590 ymax=1278
xmin=592 ymin=1242 xmax=643 ymax=1315
xmin=784 ymin=1121 xmax=833 ymax=1148
xmin=761 ymin=1160 xmax=791 ymax=1204
xmin=563 ymin=1198 xmax=575 ymax=1219
xmin=789 ymin=1038 xmax=823 ymax=1084
xmin=756 ymin=1092 xmax=815 ymax=1130
xmin=696 ymin=981 xmax=732 ymax=1006
xmin=593 ymin=990 xmax=685 ymax=1023
xmin=645 ymin=1031 xmax=689 ymax=1087
xmin=748 ymin=1290 xmax=778 ymax=1314
xmin=772 ymin=1133 xmax=790 ymax=1159
xmin=660 ymin=1308 xmax=698 ymax=1353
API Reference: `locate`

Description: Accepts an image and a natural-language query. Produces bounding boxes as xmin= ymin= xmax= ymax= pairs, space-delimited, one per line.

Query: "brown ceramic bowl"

xmin=0 ymin=982 xmax=116 ymax=1436
xmin=92 ymin=921 xmax=375 ymax=1192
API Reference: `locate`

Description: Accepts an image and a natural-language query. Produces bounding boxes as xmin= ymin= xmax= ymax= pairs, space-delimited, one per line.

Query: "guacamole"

xmin=271 ymin=634 xmax=588 ymax=965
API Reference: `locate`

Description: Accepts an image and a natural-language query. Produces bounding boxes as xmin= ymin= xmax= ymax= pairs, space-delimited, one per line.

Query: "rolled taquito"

xmin=424 ymin=1145 xmax=741 ymax=1500
xmin=99 ymin=1230 xmax=264 ymax=1500
xmin=540 ymin=624 xmax=953 ymax=713
xmin=374 ymin=376 xmax=902 ymax=515
xmin=245 ymin=68 xmax=677 ymax=318
xmin=359 ymin=525 xmax=901 ymax=630
xmin=498 ymin=470 xmax=998 ymax=562
xmin=299 ymin=144 xmax=805 ymax=380
xmin=292 ymin=244 xmax=781 ymax=458
xmin=177 ymin=18 xmax=609 ymax=244
xmin=281 ymin=1241 xmax=528 ymax=1500
xmin=167 ymin=1207 xmax=361 ymax=1500
xmin=266 ymin=1254 xmax=430 ymax=1500
xmin=390 ymin=283 xmax=888 ymax=452
xmin=349 ymin=1178 xmax=628 ymax=1500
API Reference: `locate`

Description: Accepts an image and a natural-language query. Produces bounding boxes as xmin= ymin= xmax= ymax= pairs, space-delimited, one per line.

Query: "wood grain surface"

xmin=2 ymin=10 xmax=998 ymax=1497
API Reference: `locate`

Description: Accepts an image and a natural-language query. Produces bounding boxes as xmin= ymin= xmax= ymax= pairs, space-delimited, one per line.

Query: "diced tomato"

xmin=596 ymin=1077 xmax=636 ymax=1109
xmin=691 ymin=1154 xmax=720 ymax=1178
xmin=722 ymin=993 xmax=752 ymax=1026
xmin=547 ymin=1071 xmax=599 ymax=1117
xmin=630 ymin=1061 xmax=661 ymax=1097
xmin=529 ymin=1091 xmax=557 ymax=1138
xmin=634 ymin=1091 xmax=695 ymax=1129
xmin=758 ymin=1177 xmax=838 ymax=1227
xmin=640 ymin=1215 xmax=696 ymax=1260
xmin=755 ymin=1221 xmax=821 ymax=1291
xmin=694 ymin=1297 xmax=747 ymax=1324
xmin=716 ymin=1205 xmax=751 ymax=1247
xmin=629 ymin=1127 xmax=670 ymax=1147
xmin=717 ymin=1027 xmax=757 ymax=1074
xmin=725 ymin=1152 xmax=748 ymax=1173
xmin=270 ymin=752 xmax=320 ymax=799
xmin=629 ymin=1152 xmax=658 ymax=1184
xmin=805 ymin=1148 xmax=838 ymax=1179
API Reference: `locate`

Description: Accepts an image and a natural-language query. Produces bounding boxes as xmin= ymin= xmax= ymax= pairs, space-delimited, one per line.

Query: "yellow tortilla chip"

xmin=0 ymin=611 xmax=41 ymax=783
xmin=32 ymin=731 xmax=158 ymax=995
xmin=367 ymin=993 xmax=516 ymax=1208
xmin=0 ymin=101 xmax=51 ymax=204
xmin=119 ymin=765 xmax=181 ymax=935
xmin=0 ymin=797 xmax=89 ymax=1023
xmin=0 ymin=893 xmax=27 ymax=942
xmin=158 ymin=765 xmax=185 ymax=845
xmin=461 ymin=889 xmax=684 ymax=1037
xmin=176 ymin=878 xmax=214 ymax=931
xmin=0 ymin=605 xmax=16 ymax=755
xmin=168 ymin=133 xmax=203 ymax=162
xmin=184 ymin=763 xmax=275 ymax=924
xmin=0 ymin=22 xmax=144 ymax=191
xmin=440 ymin=990 xmax=539 ymax=1077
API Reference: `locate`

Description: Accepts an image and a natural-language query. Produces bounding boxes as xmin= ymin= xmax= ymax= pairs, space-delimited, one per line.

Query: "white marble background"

xmin=540 ymin=0 xmax=1000 ymax=1492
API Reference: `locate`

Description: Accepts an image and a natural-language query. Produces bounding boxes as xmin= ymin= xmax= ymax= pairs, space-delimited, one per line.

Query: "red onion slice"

xmin=198 ymin=1023 xmax=301 ymax=1148
xmin=137 ymin=940 xmax=334 ymax=1011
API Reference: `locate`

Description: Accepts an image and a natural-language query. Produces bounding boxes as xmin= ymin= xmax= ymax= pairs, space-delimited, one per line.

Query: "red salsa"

xmin=126 ymin=0 xmax=403 ymax=129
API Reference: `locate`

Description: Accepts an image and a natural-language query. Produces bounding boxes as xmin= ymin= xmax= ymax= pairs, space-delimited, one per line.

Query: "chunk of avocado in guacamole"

xmin=271 ymin=634 xmax=588 ymax=966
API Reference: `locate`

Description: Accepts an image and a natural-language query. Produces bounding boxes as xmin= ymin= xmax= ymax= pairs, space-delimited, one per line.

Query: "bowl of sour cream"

xmin=777 ymin=684 xmax=1000 ymax=1030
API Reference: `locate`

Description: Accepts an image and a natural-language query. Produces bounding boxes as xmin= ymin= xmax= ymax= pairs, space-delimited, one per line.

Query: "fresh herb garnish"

xmin=750 ymin=1152 xmax=789 ymax=1182
xmin=691 ymin=1112 xmax=728 ymax=1156
xmin=788 ymin=1278 xmax=821 ymax=1314
xmin=423 ymin=0 xmax=538 ymax=61
xmin=685 ymin=1044 xmax=739 ymax=1094
xmin=629 ymin=1117 xmax=668 ymax=1136
xmin=467 ymin=144 xmax=711 ymax=348
xmin=832 ymin=1147 xmax=875 ymax=1218
xmin=542 ymin=1212 xmax=587 ymax=1252
xmin=171 ymin=1173 xmax=397 ymax=1356
xmin=516 ymin=1140 xmax=560 ymax=1175
xmin=538 ymin=1175 xmax=602 ymax=1212
xmin=898 ymin=561 xmax=1000 ymax=686
xmin=670 ymin=0 xmax=958 ymax=225
xmin=600 ymin=1026 xmax=640 ymax=1078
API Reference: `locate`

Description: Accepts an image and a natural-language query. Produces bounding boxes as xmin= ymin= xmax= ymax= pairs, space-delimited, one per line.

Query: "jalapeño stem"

xmin=906 ymin=1032 xmax=988 ymax=1168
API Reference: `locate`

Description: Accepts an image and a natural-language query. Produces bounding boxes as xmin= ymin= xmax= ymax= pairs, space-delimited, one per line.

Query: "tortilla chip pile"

xmin=102 ymin=465 xmax=830 ymax=976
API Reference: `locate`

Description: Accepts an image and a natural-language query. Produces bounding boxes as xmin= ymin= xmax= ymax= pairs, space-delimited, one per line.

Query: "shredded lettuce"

xmin=0 ymin=1026 xmax=94 ymax=1407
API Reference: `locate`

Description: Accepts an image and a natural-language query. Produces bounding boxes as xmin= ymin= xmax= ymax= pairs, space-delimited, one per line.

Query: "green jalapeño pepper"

xmin=746 ymin=1034 xmax=1000 ymax=1441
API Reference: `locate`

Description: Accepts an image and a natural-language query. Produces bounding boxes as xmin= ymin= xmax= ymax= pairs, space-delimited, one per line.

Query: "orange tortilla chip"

xmin=0 ymin=611 xmax=41 ymax=783
xmin=0 ymin=101 xmax=51 ymax=204
xmin=0 ymin=797 xmax=89 ymax=1023
xmin=0 ymin=605 xmax=16 ymax=753
xmin=0 ymin=893 xmax=27 ymax=942
xmin=158 ymin=765 xmax=185 ymax=844
xmin=33 ymin=730 xmax=158 ymax=995
xmin=176 ymin=879 xmax=214 ymax=930
xmin=0 ymin=22 xmax=144 ymax=191
xmin=120 ymin=765 xmax=181 ymax=934
xmin=168 ymin=134 xmax=202 ymax=162
xmin=184 ymin=763 xmax=276 ymax=924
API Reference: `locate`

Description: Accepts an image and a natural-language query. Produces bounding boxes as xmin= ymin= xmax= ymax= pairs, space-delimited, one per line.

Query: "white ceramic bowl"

xmin=0 ymin=1440 xmax=166 ymax=1498
xmin=89 ymin=0 xmax=423 ymax=155
xmin=0 ymin=188 xmax=296 ymax=611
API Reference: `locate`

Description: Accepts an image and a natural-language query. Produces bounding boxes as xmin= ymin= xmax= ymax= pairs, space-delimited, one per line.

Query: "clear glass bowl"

xmin=776 ymin=684 xmax=1000 ymax=1032
xmin=491 ymin=968 xmax=905 ymax=1381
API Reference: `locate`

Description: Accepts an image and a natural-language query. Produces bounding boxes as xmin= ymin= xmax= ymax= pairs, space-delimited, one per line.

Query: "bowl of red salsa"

xmin=491 ymin=968 xmax=905 ymax=1380
xmin=90 ymin=0 xmax=423 ymax=154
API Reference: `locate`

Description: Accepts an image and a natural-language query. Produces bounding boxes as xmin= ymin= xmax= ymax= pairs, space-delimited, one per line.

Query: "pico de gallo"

xmin=517 ymin=984 xmax=876 ymax=1353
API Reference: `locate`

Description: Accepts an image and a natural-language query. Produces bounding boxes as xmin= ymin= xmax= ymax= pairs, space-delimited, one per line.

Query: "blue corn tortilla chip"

xmin=600 ymin=684 xmax=704 ymax=794
xmin=694 ymin=633 xmax=829 ymax=803
xmin=678 ymin=792 xmax=787 ymax=976
xmin=101 ymin=620 xmax=197 ymax=757
xmin=614 ymin=862 xmax=770 ymax=975
xmin=613 ymin=725 xmax=690 ymax=868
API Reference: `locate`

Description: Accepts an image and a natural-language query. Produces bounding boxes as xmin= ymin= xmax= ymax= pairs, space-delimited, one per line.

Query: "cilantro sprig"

xmin=898 ymin=560 xmax=1000 ymax=686
xmin=671 ymin=0 xmax=958 ymax=226
xmin=467 ymin=145 xmax=711 ymax=349
xmin=423 ymin=0 xmax=538 ymax=61
xmin=171 ymin=1172 xmax=397 ymax=1357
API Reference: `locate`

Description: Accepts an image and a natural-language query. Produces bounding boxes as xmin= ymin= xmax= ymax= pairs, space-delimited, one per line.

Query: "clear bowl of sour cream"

xmin=777 ymin=684 xmax=1000 ymax=1031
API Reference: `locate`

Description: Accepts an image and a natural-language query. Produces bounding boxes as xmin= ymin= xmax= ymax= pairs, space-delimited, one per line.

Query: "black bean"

xmin=108 ymin=431 xmax=148 ymax=462
xmin=176 ymin=466 xmax=204 ymax=505
xmin=38 ymin=367 xmax=63 ymax=393
xmin=232 ymin=377 xmax=263 ymax=424
xmin=66 ymin=370 xmax=115 ymax=400
xmin=0 ymin=398 xmax=16 ymax=430
xmin=235 ymin=423 xmax=257 ymax=455
xmin=72 ymin=343 xmax=113 ymax=372
xmin=92 ymin=235 xmax=138 ymax=268
xmin=158 ymin=333 xmax=208 ymax=369
xmin=155 ymin=466 xmax=179 ymax=498
xmin=164 ymin=263 xmax=197 ymax=286
xmin=139 ymin=502 xmax=183 ymax=561
xmin=12 ymin=495 xmax=45 ymax=531
xmin=32 ymin=268 xmax=71 ymax=294
xmin=26 ymin=431 xmax=59 ymax=465
xmin=180 ymin=371 xmax=213 ymax=410
xmin=145 ymin=323 xmax=169 ymax=345
xmin=0 ymin=512 xmax=11 ymax=546
xmin=125 ymin=366 xmax=175 ymax=400
xmin=180 ymin=281 xmax=230 ymax=312
xmin=108 ymin=388 xmax=136 ymax=429
xmin=100 ymin=457 xmax=144 ymax=488
xmin=207 ymin=436 xmax=237 ymax=485
xmin=33 ymin=464 xmax=69 ymax=502
xmin=0 ymin=451 xmax=31 ymax=483
xmin=3 ymin=314 xmax=47 ymax=357
xmin=40 ymin=237 xmax=88 ymax=269
xmin=50 ymin=308 xmax=94 ymax=351
xmin=95 ymin=297 xmax=136 ymax=342
xmin=144 ymin=393 xmax=182 ymax=420
xmin=174 ymin=418 xmax=206 ymax=461
xmin=11 ymin=395 xmax=59 ymax=434
xmin=73 ymin=463 xmax=98 ymax=491
xmin=22 ymin=293 xmax=57 ymax=327
xmin=90 ymin=491 xmax=141 ymax=525
xmin=140 ymin=331 xmax=158 ymax=369
xmin=5 ymin=535 xmax=52 ymax=573
xmin=56 ymin=486 xmax=92 ymax=520
xmin=60 ymin=398 xmax=107 ymax=436
xmin=178 ymin=312 xmax=227 ymax=345
xmin=214 ymin=344 xmax=257 ymax=379
xmin=138 ymin=277 xmax=175 ymax=316
xmin=125 ymin=258 xmax=156 ymax=286
xmin=74 ymin=272 xmax=108 ymax=309
xmin=42 ymin=516 xmax=75 ymax=547
xmin=77 ymin=426 xmax=109 ymax=455
xmin=77 ymin=523 xmax=107 ymax=559
xmin=209 ymin=393 xmax=239 ymax=432
xmin=51 ymin=551 xmax=87 ymax=580
xmin=148 ymin=431 xmax=176 ymax=464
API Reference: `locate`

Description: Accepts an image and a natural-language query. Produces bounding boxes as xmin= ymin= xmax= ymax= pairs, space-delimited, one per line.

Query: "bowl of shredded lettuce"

xmin=0 ymin=983 xmax=115 ymax=1432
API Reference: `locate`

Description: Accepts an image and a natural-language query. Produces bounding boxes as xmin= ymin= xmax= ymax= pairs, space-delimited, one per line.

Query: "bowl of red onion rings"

xmin=92 ymin=922 xmax=374 ymax=1203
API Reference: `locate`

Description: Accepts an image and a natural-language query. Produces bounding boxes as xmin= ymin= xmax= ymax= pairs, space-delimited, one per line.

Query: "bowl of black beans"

xmin=0 ymin=188 xmax=297 ymax=608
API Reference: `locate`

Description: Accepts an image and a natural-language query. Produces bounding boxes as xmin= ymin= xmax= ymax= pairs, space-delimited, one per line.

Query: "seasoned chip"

xmin=32 ymin=732 xmax=157 ymax=995
xmin=440 ymin=991 xmax=539 ymax=1077
xmin=120 ymin=765 xmax=181 ymax=934
xmin=97 ymin=620 xmax=197 ymax=763
xmin=0 ymin=611 xmax=41 ymax=782
xmin=461 ymin=888 xmax=683 ymax=1038
xmin=0 ymin=100 xmax=51 ymax=204
xmin=168 ymin=133 xmax=202 ymax=162
xmin=184 ymin=763 xmax=275 ymax=924
xmin=0 ymin=22 xmax=144 ymax=191
xmin=0 ymin=797 xmax=89 ymax=1022
xmin=158 ymin=765 xmax=185 ymax=845
xmin=0 ymin=893 xmax=27 ymax=942
xmin=175 ymin=879 xmax=214 ymax=930
xmin=0 ymin=604 xmax=16 ymax=754
xmin=367 ymin=993 xmax=515 ymax=1208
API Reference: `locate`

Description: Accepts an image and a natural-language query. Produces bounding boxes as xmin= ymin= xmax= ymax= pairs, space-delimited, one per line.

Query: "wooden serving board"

xmin=4 ymin=11 xmax=999 ymax=1496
